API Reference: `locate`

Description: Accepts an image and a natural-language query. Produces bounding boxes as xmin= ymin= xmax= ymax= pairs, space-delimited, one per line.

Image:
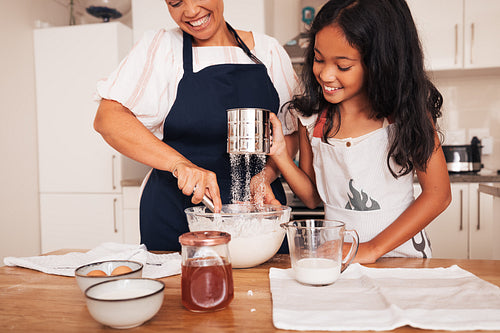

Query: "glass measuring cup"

xmin=281 ymin=220 xmax=359 ymax=286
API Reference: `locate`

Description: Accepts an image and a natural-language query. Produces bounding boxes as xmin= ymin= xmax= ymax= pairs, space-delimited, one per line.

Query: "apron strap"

xmin=182 ymin=23 xmax=264 ymax=72
xmin=226 ymin=23 xmax=263 ymax=65
xmin=182 ymin=31 xmax=194 ymax=73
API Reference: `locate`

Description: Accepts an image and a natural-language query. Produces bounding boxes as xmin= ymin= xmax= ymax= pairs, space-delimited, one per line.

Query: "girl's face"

xmin=313 ymin=24 xmax=367 ymax=107
xmin=166 ymin=0 xmax=226 ymax=46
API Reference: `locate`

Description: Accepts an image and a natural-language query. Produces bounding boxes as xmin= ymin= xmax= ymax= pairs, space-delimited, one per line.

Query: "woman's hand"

xmin=172 ymin=160 xmax=222 ymax=212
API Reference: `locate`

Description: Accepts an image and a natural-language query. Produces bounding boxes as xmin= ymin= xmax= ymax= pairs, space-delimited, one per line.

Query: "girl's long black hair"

xmin=291 ymin=0 xmax=443 ymax=177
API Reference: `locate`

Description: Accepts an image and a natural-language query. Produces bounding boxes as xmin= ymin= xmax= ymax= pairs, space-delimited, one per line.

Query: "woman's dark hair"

xmin=291 ymin=0 xmax=443 ymax=177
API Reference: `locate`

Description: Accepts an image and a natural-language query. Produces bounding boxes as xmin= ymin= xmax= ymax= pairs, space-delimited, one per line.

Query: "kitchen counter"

xmin=122 ymin=173 xmax=500 ymax=187
xmin=1 ymin=252 xmax=500 ymax=332
xmin=479 ymin=183 xmax=500 ymax=198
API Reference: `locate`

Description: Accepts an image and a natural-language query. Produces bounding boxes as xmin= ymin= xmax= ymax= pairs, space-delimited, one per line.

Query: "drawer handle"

xmin=111 ymin=155 xmax=117 ymax=190
xmin=459 ymin=189 xmax=463 ymax=231
xmin=454 ymin=24 xmax=458 ymax=64
xmin=113 ymin=198 xmax=118 ymax=233
xmin=470 ymin=23 xmax=475 ymax=64
xmin=477 ymin=190 xmax=480 ymax=231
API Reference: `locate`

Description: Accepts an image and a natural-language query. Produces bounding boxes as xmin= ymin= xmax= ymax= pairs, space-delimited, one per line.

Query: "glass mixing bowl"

xmin=185 ymin=204 xmax=291 ymax=268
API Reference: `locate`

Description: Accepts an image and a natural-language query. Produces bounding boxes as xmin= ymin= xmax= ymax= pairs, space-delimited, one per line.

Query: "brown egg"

xmin=87 ymin=269 xmax=108 ymax=277
xmin=111 ymin=265 xmax=133 ymax=276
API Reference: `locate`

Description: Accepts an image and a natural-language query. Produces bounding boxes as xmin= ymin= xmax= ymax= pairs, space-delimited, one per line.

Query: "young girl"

xmin=269 ymin=0 xmax=451 ymax=264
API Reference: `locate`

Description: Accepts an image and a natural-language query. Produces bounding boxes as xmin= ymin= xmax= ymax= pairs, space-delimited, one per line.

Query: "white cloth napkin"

xmin=270 ymin=263 xmax=500 ymax=331
xmin=3 ymin=242 xmax=181 ymax=279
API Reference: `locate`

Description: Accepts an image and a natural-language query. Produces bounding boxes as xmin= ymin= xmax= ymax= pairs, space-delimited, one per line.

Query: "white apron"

xmin=303 ymin=114 xmax=431 ymax=258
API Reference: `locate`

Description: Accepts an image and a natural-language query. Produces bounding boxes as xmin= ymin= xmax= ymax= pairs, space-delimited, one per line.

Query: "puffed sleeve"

xmin=257 ymin=34 xmax=299 ymax=136
xmin=96 ymin=29 xmax=183 ymax=137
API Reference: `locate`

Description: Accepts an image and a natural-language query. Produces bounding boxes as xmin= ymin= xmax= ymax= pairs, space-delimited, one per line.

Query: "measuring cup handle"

xmin=341 ymin=229 xmax=359 ymax=272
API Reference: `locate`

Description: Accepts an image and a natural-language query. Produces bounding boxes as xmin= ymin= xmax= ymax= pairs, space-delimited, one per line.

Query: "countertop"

xmin=1 ymin=252 xmax=500 ymax=332
xmin=122 ymin=172 xmax=500 ymax=187
xmin=479 ymin=183 xmax=500 ymax=198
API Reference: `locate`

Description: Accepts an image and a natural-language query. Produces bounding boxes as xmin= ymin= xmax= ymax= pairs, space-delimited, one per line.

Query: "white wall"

xmin=434 ymin=70 xmax=500 ymax=173
xmin=0 ymin=0 xmax=68 ymax=264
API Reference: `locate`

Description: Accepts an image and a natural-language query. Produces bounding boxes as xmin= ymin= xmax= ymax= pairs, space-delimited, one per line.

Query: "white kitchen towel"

xmin=270 ymin=263 xmax=500 ymax=331
xmin=3 ymin=242 xmax=181 ymax=279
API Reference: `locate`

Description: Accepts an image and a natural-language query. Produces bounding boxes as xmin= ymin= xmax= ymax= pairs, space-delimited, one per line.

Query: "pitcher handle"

xmin=341 ymin=229 xmax=359 ymax=272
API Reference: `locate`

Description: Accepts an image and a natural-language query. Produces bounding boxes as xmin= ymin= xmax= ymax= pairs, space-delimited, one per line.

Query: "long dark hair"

xmin=291 ymin=0 xmax=443 ymax=177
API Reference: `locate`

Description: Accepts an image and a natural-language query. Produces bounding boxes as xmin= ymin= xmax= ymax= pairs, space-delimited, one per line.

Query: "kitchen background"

xmin=1 ymin=0 xmax=499 ymax=264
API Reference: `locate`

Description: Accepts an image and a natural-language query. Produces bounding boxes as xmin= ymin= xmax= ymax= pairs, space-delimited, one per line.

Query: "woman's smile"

xmin=187 ymin=13 xmax=211 ymax=29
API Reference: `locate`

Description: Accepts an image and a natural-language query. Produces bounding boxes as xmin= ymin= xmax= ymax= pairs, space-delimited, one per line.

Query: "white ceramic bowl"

xmin=75 ymin=260 xmax=143 ymax=292
xmin=85 ymin=278 xmax=164 ymax=329
xmin=185 ymin=204 xmax=291 ymax=268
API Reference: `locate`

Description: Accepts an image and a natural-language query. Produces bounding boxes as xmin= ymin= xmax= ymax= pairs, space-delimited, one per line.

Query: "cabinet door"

xmin=469 ymin=183 xmax=495 ymax=259
xmin=407 ymin=0 xmax=463 ymax=70
xmin=464 ymin=0 xmax=500 ymax=68
xmin=34 ymin=23 xmax=132 ymax=193
xmin=40 ymin=194 xmax=123 ymax=253
xmin=418 ymin=183 xmax=469 ymax=259
xmin=122 ymin=187 xmax=141 ymax=244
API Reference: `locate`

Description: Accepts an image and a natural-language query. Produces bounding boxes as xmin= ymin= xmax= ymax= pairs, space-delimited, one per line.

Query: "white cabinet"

xmin=122 ymin=187 xmax=142 ymax=245
xmin=407 ymin=0 xmax=500 ymax=70
xmin=34 ymin=23 xmax=133 ymax=252
xmin=40 ymin=194 xmax=123 ymax=253
xmin=416 ymin=182 xmax=496 ymax=259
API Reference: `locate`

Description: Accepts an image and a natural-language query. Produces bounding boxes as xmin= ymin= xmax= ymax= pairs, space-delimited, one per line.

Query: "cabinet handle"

xmin=459 ymin=189 xmax=463 ymax=231
xmin=454 ymin=24 xmax=458 ymax=65
xmin=113 ymin=198 xmax=118 ymax=233
xmin=477 ymin=190 xmax=481 ymax=231
xmin=111 ymin=155 xmax=117 ymax=190
xmin=470 ymin=23 xmax=475 ymax=64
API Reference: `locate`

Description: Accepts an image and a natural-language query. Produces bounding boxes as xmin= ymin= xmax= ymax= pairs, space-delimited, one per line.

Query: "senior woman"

xmin=93 ymin=0 xmax=298 ymax=251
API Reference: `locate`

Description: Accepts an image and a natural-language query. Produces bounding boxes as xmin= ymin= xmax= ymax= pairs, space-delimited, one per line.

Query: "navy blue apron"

xmin=140 ymin=24 xmax=287 ymax=251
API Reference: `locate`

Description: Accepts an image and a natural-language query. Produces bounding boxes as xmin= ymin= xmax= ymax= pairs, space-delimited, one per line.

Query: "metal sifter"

xmin=226 ymin=108 xmax=271 ymax=155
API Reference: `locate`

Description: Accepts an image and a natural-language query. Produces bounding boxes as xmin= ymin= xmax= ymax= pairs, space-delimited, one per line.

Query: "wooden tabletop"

xmin=1 ymin=253 xmax=500 ymax=332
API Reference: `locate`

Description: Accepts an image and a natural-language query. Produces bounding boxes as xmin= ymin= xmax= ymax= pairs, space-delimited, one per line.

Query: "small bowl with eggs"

xmin=75 ymin=260 xmax=143 ymax=292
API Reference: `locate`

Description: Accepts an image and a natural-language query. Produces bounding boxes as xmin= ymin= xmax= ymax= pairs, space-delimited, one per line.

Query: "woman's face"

xmin=166 ymin=0 xmax=226 ymax=46
xmin=313 ymin=24 xmax=367 ymax=107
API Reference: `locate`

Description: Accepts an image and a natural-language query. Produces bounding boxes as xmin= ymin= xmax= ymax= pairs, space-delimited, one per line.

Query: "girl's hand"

xmin=249 ymin=173 xmax=281 ymax=206
xmin=343 ymin=242 xmax=380 ymax=264
xmin=172 ymin=160 xmax=222 ymax=212
xmin=269 ymin=113 xmax=288 ymax=159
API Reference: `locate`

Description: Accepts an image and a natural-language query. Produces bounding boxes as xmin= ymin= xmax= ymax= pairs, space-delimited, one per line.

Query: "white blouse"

xmin=96 ymin=28 xmax=299 ymax=138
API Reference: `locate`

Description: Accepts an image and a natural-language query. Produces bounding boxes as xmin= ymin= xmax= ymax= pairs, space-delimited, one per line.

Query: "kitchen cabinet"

xmin=415 ymin=182 xmax=496 ymax=259
xmin=34 ymin=23 xmax=133 ymax=252
xmin=122 ymin=186 xmax=141 ymax=245
xmin=40 ymin=194 xmax=123 ymax=253
xmin=407 ymin=0 xmax=500 ymax=70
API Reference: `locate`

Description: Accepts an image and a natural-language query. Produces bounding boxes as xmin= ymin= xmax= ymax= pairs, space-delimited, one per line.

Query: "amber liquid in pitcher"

xmin=181 ymin=257 xmax=234 ymax=312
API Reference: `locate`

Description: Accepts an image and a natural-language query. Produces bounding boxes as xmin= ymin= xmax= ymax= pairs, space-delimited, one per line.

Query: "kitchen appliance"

xmin=82 ymin=0 xmax=132 ymax=22
xmin=443 ymin=136 xmax=483 ymax=173
xmin=227 ymin=108 xmax=271 ymax=155
xmin=283 ymin=0 xmax=329 ymax=68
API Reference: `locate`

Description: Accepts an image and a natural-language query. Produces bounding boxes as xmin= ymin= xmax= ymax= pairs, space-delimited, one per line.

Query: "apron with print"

xmin=310 ymin=115 xmax=431 ymax=258
xmin=139 ymin=25 xmax=286 ymax=251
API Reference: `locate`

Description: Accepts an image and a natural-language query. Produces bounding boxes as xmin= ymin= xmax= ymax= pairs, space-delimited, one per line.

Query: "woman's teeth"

xmin=190 ymin=15 xmax=210 ymax=27
xmin=324 ymin=86 xmax=340 ymax=92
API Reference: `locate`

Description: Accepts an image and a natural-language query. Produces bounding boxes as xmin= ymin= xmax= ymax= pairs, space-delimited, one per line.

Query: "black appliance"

xmin=443 ymin=136 xmax=483 ymax=173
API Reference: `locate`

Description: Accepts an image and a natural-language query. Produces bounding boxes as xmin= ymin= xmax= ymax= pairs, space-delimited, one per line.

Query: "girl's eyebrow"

xmin=314 ymin=48 xmax=356 ymax=61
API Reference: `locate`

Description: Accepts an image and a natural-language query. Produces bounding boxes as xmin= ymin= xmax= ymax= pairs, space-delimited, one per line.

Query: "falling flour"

xmin=229 ymin=153 xmax=266 ymax=203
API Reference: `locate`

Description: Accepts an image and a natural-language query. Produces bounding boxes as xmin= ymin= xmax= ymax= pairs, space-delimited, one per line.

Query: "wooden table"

xmin=1 ymin=253 xmax=500 ymax=332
